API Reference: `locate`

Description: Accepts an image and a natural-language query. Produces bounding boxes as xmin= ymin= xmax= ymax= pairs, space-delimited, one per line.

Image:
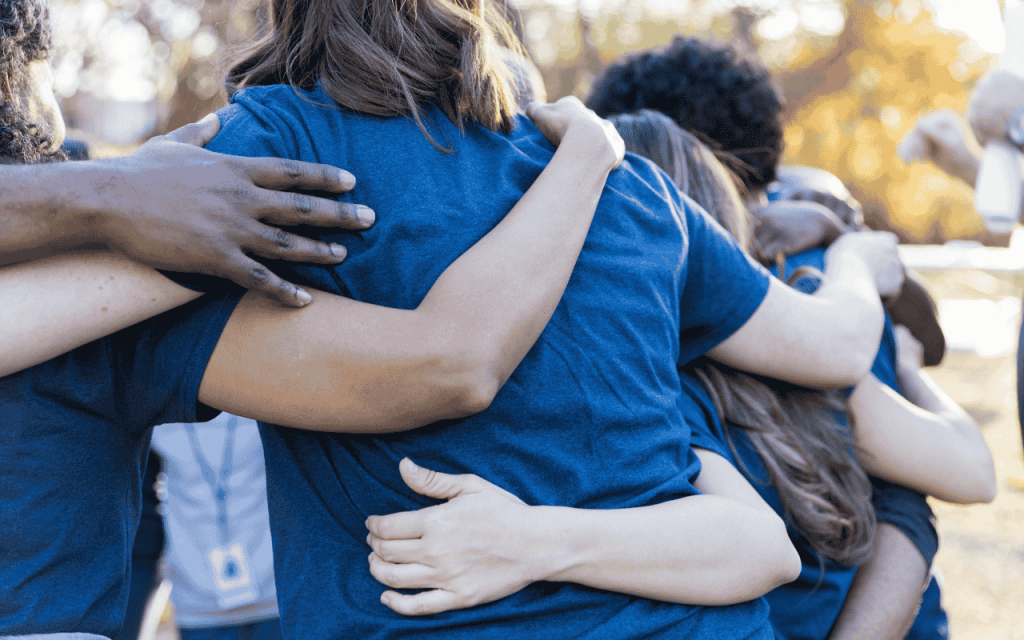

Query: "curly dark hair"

xmin=586 ymin=36 xmax=784 ymax=190
xmin=0 ymin=0 xmax=63 ymax=163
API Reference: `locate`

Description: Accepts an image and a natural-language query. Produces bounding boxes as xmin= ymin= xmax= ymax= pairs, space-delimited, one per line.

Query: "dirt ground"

xmin=917 ymin=269 xmax=1024 ymax=640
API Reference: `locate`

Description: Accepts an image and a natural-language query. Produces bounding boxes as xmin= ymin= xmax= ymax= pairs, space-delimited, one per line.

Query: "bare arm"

xmin=364 ymin=453 xmax=800 ymax=616
xmin=0 ymin=115 xmax=370 ymax=306
xmin=0 ymin=250 xmax=199 ymax=377
xmin=707 ymin=232 xmax=899 ymax=388
xmin=2 ymin=98 xmax=618 ymax=419
xmin=848 ymin=327 xmax=996 ymax=504
xmin=198 ymin=98 xmax=623 ymax=432
xmin=828 ymin=523 xmax=928 ymax=640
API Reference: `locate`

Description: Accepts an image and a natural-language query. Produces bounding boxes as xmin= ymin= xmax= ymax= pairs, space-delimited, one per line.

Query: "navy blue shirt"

xmin=773 ymin=249 xmax=938 ymax=567
xmin=204 ymin=84 xmax=774 ymax=640
xmin=0 ymin=296 xmax=241 ymax=637
xmin=682 ymin=248 xmax=937 ymax=640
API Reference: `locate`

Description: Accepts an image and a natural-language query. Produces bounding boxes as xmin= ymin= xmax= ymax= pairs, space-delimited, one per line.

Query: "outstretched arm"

xmin=0 ymin=114 xmax=369 ymax=306
xmin=199 ymin=98 xmax=624 ymax=432
xmin=364 ymin=453 xmax=800 ymax=616
xmin=707 ymin=231 xmax=899 ymax=388
xmin=848 ymin=326 xmax=996 ymax=504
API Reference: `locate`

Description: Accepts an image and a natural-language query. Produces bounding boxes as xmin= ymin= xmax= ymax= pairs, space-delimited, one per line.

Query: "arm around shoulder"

xmin=198 ymin=98 xmax=624 ymax=432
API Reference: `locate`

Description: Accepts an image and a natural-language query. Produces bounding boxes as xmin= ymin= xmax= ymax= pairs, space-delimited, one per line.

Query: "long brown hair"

xmin=613 ymin=110 xmax=876 ymax=566
xmin=224 ymin=0 xmax=524 ymax=148
xmin=694 ymin=362 xmax=876 ymax=567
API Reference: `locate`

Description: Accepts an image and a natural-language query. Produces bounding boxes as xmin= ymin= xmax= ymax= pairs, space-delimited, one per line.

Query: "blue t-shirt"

xmin=681 ymin=369 xmax=857 ymax=640
xmin=0 ymin=295 xmax=241 ymax=638
xmin=679 ymin=248 xmax=937 ymax=640
xmin=772 ymin=248 xmax=938 ymax=567
xmin=203 ymin=84 xmax=774 ymax=640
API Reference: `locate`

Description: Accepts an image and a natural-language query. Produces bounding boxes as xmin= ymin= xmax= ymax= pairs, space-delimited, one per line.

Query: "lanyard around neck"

xmin=184 ymin=415 xmax=239 ymax=545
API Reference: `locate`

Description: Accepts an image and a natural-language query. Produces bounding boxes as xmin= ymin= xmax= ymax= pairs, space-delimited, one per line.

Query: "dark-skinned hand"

xmin=92 ymin=114 xmax=374 ymax=306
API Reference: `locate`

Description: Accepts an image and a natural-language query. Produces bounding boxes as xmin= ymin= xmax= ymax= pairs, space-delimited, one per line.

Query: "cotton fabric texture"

xmin=202 ymin=84 xmax=774 ymax=640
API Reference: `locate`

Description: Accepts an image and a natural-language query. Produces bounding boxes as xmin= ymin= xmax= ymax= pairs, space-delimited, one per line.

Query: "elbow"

xmin=739 ymin=512 xmax=801 ymax=602
xmin=452 ymin=372 xmax=501 ymax=417
xmin=833 ymin=346 xmax=876 ymax=389
xmin=832 ymin=297 xmax=886 ymax=388
xmin=935 ymin=449 xmax=997 ymax=504
xmin=440 ymin=354 xmax=502 ymax=418
xmin=768 ymin=516 xmax=802 ymax=588
xmin=827 ymin=315 xmax=883 ymax=388
xmin=955 ymin=458 xmax=998 ymax=504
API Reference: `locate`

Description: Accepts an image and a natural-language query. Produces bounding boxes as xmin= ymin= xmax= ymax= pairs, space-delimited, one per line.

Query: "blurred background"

xmin=49 ymin=0 xmax=1022 ymax=244
xmin=47 ymin=1 xmax=1023 ymax=638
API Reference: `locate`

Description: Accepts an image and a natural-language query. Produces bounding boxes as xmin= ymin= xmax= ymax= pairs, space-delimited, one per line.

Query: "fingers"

xmin=366 ymin=510 xmax=426 ymax=540
xmin=244 ymin=157 xmax=357 ymax=194
xmin=216 ymin=252 xmax=314 ymax=307
xmin=256 ymin=189 xmax=375 ymax=229
xmin=367 ymin=533 xmax=423 ymax=565
xmin=244 ymin=222 xmax=349 ymax=265
xmin=399 ymin=458 xmax=478 ymax=500
xmin=380 ymin=589 xmax=464 ymax=616
xmin=161 ymin=113 xmax=221 ymax=147
xmin=368 ymin=552 xmax=434 ymax=590
xmin=380 ymin=589 xmax=462 ymax=617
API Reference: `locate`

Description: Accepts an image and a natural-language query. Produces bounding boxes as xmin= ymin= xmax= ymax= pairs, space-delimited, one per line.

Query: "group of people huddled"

xmin=1 ymin=1 xmax=1019 ymax=640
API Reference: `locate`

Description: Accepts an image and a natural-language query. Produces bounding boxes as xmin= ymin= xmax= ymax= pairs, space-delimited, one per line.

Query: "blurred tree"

xmin=50 ymin=0 xmax=1003 ymax=243
xmin=514 ymin=0 xmax=1001 ymax=244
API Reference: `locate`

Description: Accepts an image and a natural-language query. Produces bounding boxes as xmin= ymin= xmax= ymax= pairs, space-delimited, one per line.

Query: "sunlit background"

xmin=46 ymin=2 xmax=1024 ymax=639
xmin=49 ymin=0 xmax=1017 ymax=244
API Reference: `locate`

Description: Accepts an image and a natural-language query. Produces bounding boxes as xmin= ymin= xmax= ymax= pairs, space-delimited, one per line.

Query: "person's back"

xmin=203 ymin=83 xmax=773 ymax=639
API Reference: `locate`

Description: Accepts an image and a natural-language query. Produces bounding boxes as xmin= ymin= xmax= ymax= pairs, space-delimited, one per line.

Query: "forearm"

xmin=815 ymin=249 xmax=886 ymax=374
xmin=708 ymin=264 xmax=883 ymax=389
xmin=535 ymin=496 xmax=798 ymax=605
xmin=417 ymin=128 xmax=615 ymax=392
xmin=850 ymin=374 xmax=996 ymax=503
xmin=828 ymin=524 xmax=928 ymax=640
xmin=0 ymin=250 xmax=199 ymax=377
xmin=0 ymin=163 xmax=106 ymax=264
xmin=200 ymin=130 xmax=616 ymax=432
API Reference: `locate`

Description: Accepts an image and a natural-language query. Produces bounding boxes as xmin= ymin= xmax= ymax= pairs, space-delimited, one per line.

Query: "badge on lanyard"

xmin=208 ymin=541 xmax=260 ymax=608
xmin=186 ymin=417 xmax=260 ymax=610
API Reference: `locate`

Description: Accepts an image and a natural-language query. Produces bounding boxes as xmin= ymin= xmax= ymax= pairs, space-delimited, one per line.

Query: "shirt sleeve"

xmin=677 ymin=198 xmax=772 ymax=365
xmin=112 ymin=291 xmax=245 ymax=432
xmin=870 ymin=476 xmax=938 ymax=565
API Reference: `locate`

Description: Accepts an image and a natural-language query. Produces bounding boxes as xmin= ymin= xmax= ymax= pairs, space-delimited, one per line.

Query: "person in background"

xmin=585 ymin=37 xmax=951 ymax=639
xmin=151 ymin=414 xmax=282 ymax=640
xmin=585 ymin=34 xmax=946 ymax=366
xmin=901 ymin=69 xmax=1024 ymax=451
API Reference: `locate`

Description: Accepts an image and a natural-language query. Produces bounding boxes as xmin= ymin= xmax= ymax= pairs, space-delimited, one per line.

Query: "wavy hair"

xmin=0 ymin=0 xmax=64 ymax=163
xmin=224 ymin=0 xmax=524 ymax=149
xmin=612 ymin=110 xmax=876 ymax=566
xmin=694 ymin=361 xmax=876 ymax=567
